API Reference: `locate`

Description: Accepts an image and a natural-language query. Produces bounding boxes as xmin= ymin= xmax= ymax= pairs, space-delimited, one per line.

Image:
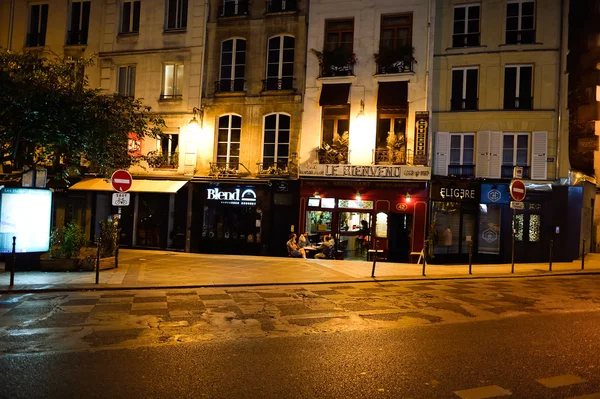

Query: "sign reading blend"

xmin=207 ymin=187 xmax=257 ymax=205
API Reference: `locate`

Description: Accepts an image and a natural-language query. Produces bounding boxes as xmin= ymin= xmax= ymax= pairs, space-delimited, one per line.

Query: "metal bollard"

xmin=10 ymin=236 xmax=16 ymax=287
xmin=96 ymin=237 xmax=101 ymax=285
xmin=115 ymin=228 xmax=120 ymax=269
xmin=549 ymin=240 xmax=553 ymax=272
xmin=422 ymin=242 xmax=427 ymax=277
xmin=582 ymin=239 xmax=586 ymax=270
xmin=468 ymin=241 xmax=473 ymax=275
xmin=371 ymin=242 xmax=378 ymax=278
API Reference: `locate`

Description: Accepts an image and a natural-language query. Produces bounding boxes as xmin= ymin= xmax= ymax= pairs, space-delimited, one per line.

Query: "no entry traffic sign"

xmin=111 ymin=170 xmax=133 ymax=192
xmin=510 ymin=179 xmax=526 ymax=201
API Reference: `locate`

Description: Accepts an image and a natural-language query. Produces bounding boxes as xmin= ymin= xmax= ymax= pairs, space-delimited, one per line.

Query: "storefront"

xmin=190 ymin=180 xmax=299 ymax=256
xmin=300 ymin=178 xmax=428 ymax=262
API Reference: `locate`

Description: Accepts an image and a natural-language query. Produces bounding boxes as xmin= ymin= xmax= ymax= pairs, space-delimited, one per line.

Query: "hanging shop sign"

xmin=413 ymin=111 xmax=429 ymax=165
xmin=206 ymin=187 xmax=257 ymax=205
xmin=430 ymin=180 xmax=480 ymax=202
xmin=298 ymin=164 xmax=431 ymax=180
xmin=480 ymin=184 xmax=510 ymax=204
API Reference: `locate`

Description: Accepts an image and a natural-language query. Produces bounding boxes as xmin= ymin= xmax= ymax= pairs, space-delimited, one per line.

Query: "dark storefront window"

xmin=478 ymin=204 xmax=501 ymax=254
xmin=202 ymin=206 xmax=260 ymax=244
xmin=432 ymin=202 xmax=476 ymax=256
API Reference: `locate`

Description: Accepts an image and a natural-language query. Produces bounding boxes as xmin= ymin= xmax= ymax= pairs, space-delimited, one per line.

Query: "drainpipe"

xmin=556 ymin=0 xmax=567 ymax=181
xmin=425 ymin=0 xmax=435 ymax=168
xmin=7 ymin=0 xmax=15 ymax=50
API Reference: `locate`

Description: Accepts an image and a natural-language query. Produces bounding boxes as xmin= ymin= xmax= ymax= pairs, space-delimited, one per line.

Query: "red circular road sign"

xmin=510 ymin=179 xmax=526 ymax=201
xmin=111 ymin=170 xmax=133 ymax=192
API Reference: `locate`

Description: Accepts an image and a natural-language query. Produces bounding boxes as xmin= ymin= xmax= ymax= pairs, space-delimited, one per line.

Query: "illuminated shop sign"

xmin=299 ymin=164 xmax=431 ymax=180
xmin=440 ymin=187 xmax=476 ymax=200
xmin=207 ymin=187 xmax=257 ymax=205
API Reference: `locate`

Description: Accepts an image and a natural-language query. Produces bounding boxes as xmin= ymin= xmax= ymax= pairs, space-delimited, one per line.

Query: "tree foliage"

xmin=0 ymin=50 xmax=165 ymax=179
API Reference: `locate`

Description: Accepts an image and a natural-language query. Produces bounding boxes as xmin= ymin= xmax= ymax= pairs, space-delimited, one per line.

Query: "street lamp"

xmin=188 ymin=106 xmax=203 ymax=135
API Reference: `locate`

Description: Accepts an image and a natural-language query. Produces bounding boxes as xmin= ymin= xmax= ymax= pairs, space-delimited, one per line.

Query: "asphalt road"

xmin=0 ymin=310 xmax=599 ymax=398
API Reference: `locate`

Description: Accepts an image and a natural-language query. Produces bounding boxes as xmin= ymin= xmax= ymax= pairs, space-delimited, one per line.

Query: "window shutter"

xmin=475 ymin=131 xmax=490 ymax=177
xmin=488 ymin=131 xmax=502 ymax=178
xmin=434 ymin=132 xmax=450 ymax=176
xmin=531 ymin=131 xmax=548 ymax=180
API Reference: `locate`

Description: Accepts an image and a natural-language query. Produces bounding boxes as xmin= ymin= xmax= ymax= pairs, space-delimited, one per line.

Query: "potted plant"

xmin=145 ymin=150 xmax=178 ymax=168
xmin=374 ymin=45 xmax=416 ymax=73
xmin=310 ymin=48 xmax=357 ymax=76
xmin=386 ymin=131 xmax=405 ymax=164
xmin=40 ymin=223 xmax=87 ymax=271
xmin=318 ymin=131 xmax=349 ymax=164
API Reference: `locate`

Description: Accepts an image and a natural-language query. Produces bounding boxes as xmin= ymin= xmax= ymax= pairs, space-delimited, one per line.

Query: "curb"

xmin=1 ymin=270 xmax=599 ymax=294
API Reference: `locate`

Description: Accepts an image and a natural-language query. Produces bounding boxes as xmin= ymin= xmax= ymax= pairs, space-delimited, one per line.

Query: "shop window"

xmin=262 ymin=113 xmax=290 ymax=167
xmin=529 ymin=214 xmax=540 ymax=242
xmin=219 ymin=38 xmax=246 ymax=92
xmin=265 ymin=35 xmax=295 ymax=91
xmin=338 ymin=199 xmax=374 ymax=209
xmin=432 ymin=202 xmax=476 ymax=255
xmin=161 ymin=63 xmax=183 ymax=99
xmin=479 ymin=204 xmax=501 ymax=254
xmin=375 ymin=212 xmax=388 ymax=238
xmin=306 ymin=211 xmax=332 ymax=233
xmin=514 ymin=214 xmax=524 ymax=241
xmin=217 ymin=114 xmax=241 ymax=169
xmin=202 ymin=206 xmax=259 ymax=243
xmin=321 ymin=198 xmax=335 ymax=208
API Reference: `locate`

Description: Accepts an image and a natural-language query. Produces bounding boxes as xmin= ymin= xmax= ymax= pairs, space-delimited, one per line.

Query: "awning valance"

xmin=69 ymin=178 xmax=188 ymax=194
xmin=319 ymin=83 xmax=351 ymax=106
xmin=377 ymin=81 xmax=408 ymax=111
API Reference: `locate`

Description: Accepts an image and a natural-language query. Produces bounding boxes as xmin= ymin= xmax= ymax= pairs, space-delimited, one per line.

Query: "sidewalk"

xmin=1 ymin=249 xmax=599 ymax=293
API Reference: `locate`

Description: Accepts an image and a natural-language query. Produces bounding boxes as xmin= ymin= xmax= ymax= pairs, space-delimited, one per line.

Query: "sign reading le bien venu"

xmin=299 ymin=164 xmax=431 ymax=180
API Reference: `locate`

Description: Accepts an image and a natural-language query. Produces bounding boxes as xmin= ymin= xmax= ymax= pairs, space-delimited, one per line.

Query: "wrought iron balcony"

xmin=450 ymin=97 xmax=478 ymax=111
xmin=375 ymin=57 xmax=414 ymax=75
xmin=265 ymin=0 xmax=297 ymax=13
xmin=209 ymin=162 xmax=251 ymax=178
xmin=373 ymin=149 xmax=407 ymax=165
xmin=316 ymin=148 xmax=349 ymax=164
xmin=257 ymin=161 xmax=291 ymax=177
xmin=501 ymin=164 xmax=530 ymax=179
xmin=159 ymin=93 xmax=183 ymax=100
xmin=215 ymin=79 xmax=245 ymax=93
xmin=319 ymin=63 xmax=354 ymax=78
xmin=262 ymin=77 xmax=294 ymax=91
xmin=504 ymin=96 xmax=533 ymax=110
xmin=146 ymin=151 xmax=179 ymax=169
xmin=218 ymin=0 xmax=249 ymax=17
xmin=448 ymin=164 xmax=475 ymax=177
xmin=506 ymin=29 xmax=535 ymax=45
xmin=452 ymin=33 xmax=480 ymax=48
xmin=66 ymin=29 xmax=88 ymax=45
xmin=26 ymin=32 xmax=46 ymax=47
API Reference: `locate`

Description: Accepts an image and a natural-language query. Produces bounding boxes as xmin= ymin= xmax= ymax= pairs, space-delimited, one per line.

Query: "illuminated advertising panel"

xmin=0 ymin=188 xmax=52 ymax=253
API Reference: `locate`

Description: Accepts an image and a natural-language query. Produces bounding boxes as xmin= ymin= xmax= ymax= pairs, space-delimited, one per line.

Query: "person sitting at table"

xmin=287 ymin=233 xmax=306 ymax=259
xmin=315 ymin=235 xmax=335 ymax=259
xmin=298 ymin=232 xmax=309 ymax=248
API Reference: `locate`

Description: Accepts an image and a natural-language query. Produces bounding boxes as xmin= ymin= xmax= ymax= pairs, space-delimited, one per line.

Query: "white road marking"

xmin=454 ymin=385 xmax=512 ymax=399
xmin=536 ymin=374 xmax=586 ymax=388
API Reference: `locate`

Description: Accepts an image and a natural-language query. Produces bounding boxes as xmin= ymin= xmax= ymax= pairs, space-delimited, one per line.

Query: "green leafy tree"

xmin=0 ymin=50 xmax=165 ymax=179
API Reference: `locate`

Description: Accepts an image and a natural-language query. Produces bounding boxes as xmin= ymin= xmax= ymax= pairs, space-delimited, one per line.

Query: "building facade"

xmin=430 ymin=0 xmax=581 ymax=263
xmin=298 ymin=0 xmax=434 ymax=262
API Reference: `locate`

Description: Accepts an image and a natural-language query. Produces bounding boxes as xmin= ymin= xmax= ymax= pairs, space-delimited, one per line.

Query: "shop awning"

xmin=377 ymin=81 xmax=408 ymax=110
xmin=69 ymin=178 xmax=188 ymax=194
xmin=319 ymin=83 xmax=351 ymax=106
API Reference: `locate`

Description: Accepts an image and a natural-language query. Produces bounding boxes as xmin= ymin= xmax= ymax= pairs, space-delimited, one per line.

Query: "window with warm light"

xmin=262 ymin=113 xmax=290 ymax=167
xmin=322 ymin=106 xmax=350 ymax=146
xmin=217 ymin=114 xmax=241 ymax=170
xmin=161 ymin=63 xmax=183 ymax=99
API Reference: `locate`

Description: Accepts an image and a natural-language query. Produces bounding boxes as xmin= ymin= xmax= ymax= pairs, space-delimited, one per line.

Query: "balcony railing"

xmin=319 ymin=63 xmax=354 ymax=78
xmin=146 ymin=151 xmax=179 ymax=169
xmin=373 ymin=149 xmax=407 ymax=165
xmin=504 ymin=96 xmax=533 ymax=110
xmin=262 ymin=77 xmax=294 ymax=91
xmin=159 ymin=93 xmax=183 ymax=100
xmin=450 ymin=97 xmax=478 ymax=111
xmin=506 ymin=29 xmax=535 ymax=45
xmin=501 ymin=164 xmax=530 ymax=179
xmin=215 ymin=79 xmax=245 ymax=93
xmin=448 ymin=164 xmax=475 ymax=177
xmin=26 ymin=32 xmax=46 ymax=47
xmin=376 ymin=57 xmax=414 ymax=75
xmin=66 ymin=29 xmax=88 ymax=45
xmin=209 ymin=162 xmax=251 ymax=178
xmin=257 ymin=161 xmax=291 ymax=177
xmin=265 ymin=0 xmax=297 ymax=13
xmin=452 ymin=33 xmax=480 ymax=48
xmin=317 ymin=148 xmax=349 ymax=164
xmin=218 ymin=0 xmax=249 ymax=17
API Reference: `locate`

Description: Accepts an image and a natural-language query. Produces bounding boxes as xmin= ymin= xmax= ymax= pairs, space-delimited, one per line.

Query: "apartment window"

xmin=27 ymin=4 xmax=48 ymax=47
xmin=506 ymin=0 xmax=535 ymax=44
xmin=322 ymin=106 xmax=350 ymax=146
xmin=453 ymin=4 xmax=480 ymax=47
xmin=218 ymin=38 xmax=246 ymax=92
xmin=502 ymin=133 xmax=529 ymax=177
xmin=380 ymin=13 xmax=412 ymax=49
xmin=158 ymin=133 xmax=179 ymax=168
xmin=118 ymin=66 xmax=136 ymax=97
xmin=220 ymin=0 xmax=249 ymax=17
xmin=450 ymin=134 xmax=475 ymax=165
xmin=217 ymin=115 xmax=241 ymax=169
xmin=67 ymin=1 xmax=91 ymax=45
xmin=451 ymin=67 xmax=478 ymax=110
xmin=121 ymin=0 xmax=141 ymax=34
xmin=265 ymin=36 xmax=295 ymax=91
xmin=325 ymin=19 xmax=354 ymax=52
xmin=166 ymin=0 xmax=188 ymax=30
xmin=263 ymin=114 xmax=290 ymax=166
xmin=161 ymin=64 xmax=183 ymax=99
xmin=504 ymin=65 xmax=533 ymax=109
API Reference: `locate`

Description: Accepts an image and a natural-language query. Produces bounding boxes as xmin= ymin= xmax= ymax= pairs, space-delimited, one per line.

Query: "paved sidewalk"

xmin=1 ymin=249 xmax=599 ymax=293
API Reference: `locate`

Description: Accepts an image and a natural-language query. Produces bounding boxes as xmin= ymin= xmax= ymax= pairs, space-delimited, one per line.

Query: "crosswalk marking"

xmin=536 ymin=374 xmax=587 ymax=388
xmin=567 ymin=394 xmax=600 ymax=399
xmin=454 ymin=385 xmax=512 ymax=399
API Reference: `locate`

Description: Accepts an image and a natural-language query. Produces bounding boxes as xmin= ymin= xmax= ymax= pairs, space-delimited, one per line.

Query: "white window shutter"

xmin=475 ymin=131 xmax=490 ymax=178
xmin=434 ymin=132 xmax=450 ymax=176
xmin=531 ymin=131 xmax=548 ymax=180
xmin=489 ymin=131 xmax=502 ymax=178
